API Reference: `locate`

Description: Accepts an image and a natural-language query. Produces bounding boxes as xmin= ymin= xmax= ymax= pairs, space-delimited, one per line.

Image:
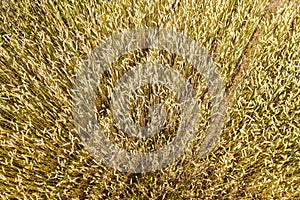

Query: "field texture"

xmin=1 ymin=0 xmax=299 ymax=199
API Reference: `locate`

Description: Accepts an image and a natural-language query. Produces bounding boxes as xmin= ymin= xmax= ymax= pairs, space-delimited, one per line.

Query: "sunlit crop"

xmin=0 ymin=0 xmax=299 ymax=199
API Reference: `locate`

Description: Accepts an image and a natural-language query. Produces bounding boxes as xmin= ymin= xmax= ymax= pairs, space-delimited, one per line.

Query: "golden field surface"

xmin=0 ymin=0 xmax=299 ymax=199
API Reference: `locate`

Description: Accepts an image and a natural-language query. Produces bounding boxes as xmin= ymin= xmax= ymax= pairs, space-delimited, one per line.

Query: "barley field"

xmin=0 ymin=0 xmax=299 ymax=199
